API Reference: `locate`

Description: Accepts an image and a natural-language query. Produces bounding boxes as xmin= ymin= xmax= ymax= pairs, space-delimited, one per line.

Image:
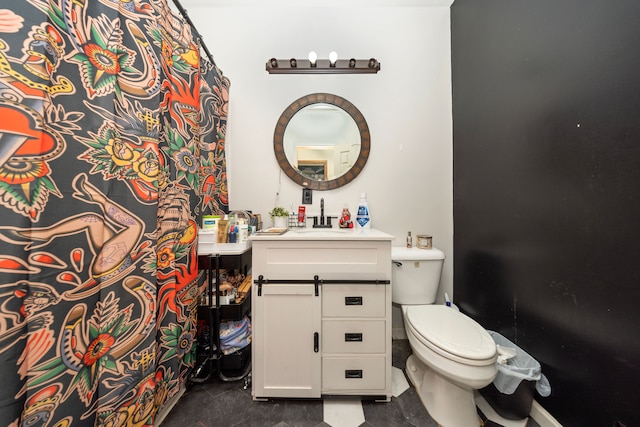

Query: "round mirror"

xmin=274 ymin=93 xmax=370 ymax=191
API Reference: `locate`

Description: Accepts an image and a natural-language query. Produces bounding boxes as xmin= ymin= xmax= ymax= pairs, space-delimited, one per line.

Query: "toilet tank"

xmin=391 ymin=247 xmax=445 ymax=305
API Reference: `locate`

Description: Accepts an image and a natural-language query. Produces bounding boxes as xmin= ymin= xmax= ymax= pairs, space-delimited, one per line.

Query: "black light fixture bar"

xmin=266 ymin=58 xmax=380 ymax=74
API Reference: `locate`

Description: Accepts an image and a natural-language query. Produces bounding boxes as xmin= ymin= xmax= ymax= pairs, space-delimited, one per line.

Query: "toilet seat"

xmin=405 ymin=305 xmax=496 ymax=366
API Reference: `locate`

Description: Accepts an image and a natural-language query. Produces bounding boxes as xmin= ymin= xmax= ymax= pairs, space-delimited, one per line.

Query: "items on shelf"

xmin=236 ymin=275 xmax=252 ymax=304
xmin=198 ymin=269 xmax=251 ymax=307
xmin=192 ymin=247 xmax=252 ymax=384
xmin=220 ymin=316 xmax=251 ymax=355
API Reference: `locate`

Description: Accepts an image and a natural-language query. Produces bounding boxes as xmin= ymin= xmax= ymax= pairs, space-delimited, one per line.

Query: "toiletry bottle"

xmin=339 ymin=205 xmax=353 ymax=228
xmin=238 ymin=223 xmax=249 ymax=242
xmin=407 ymin=231 xmax=412 ymax=248
xmin=228 ymin=225 xmax=237 ymax=243
xmin=355 ymin=193 xmax=371 ymax=229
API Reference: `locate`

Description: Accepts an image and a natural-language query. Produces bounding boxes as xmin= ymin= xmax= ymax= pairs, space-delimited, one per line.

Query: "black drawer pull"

xmin=345 ymin=333 xmax=363 ymax=342
xmin=345 ymin=369 xmax=363 ymax=379
xmin=314 ymin=332 xmax=319 ymax=353
xmin=345 ymin=296 xmax=363 ymax=306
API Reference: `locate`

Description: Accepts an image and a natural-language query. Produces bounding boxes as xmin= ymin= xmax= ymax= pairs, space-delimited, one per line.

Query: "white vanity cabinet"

xmin=251 ymin=229 xmax=393 ymax=401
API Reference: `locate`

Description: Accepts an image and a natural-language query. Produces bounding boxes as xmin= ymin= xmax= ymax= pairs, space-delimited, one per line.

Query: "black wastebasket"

xmin=479 ymin=331 xmax=551 ymax=420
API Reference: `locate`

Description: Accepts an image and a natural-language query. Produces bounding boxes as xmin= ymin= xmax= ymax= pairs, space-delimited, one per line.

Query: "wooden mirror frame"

xmin=274 ymin=93 xmax=370 ymax=191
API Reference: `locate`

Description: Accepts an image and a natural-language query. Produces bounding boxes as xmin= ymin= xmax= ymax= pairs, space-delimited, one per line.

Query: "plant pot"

xmin=273 ymin=216 xmax=287 ymax=229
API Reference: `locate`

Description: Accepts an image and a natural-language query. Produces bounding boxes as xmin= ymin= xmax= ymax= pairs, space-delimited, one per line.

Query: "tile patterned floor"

xmin=161 ymin=340 xmax=541 ymax=427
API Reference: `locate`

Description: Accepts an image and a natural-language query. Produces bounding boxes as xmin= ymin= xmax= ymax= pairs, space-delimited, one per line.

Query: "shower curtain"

xmin=0 ymin=0 xmax=229 ymax=425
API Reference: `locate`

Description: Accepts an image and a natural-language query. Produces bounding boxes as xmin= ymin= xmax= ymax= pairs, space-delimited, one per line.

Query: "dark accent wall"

xmin=451 ymin=1 xmax=640 ymax=425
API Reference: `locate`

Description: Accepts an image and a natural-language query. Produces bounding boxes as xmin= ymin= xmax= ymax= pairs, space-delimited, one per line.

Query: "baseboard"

xmin=156 ymin=385 xmax=186 ymax=426
xmin=530 ymin=400 xmax=563 ymax=427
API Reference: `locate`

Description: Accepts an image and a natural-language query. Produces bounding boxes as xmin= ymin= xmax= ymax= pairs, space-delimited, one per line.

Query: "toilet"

xmin=392 ymin=247 xmax=497 ymax=427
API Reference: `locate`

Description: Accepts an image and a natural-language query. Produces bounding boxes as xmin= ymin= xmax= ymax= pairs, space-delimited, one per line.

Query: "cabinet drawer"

xmin=322 ymin=357 xmax=387 ymax=392
xmin=322 ymin=320 xmax=386 ymax=354
xmin=322 ymin=285 xmax=386 ymax=318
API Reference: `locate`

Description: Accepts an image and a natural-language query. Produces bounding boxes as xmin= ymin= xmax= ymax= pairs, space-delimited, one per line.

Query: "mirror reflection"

xmin=284 ymin=103 xmax=360 ymax=182
xmin=274 ymin=93 xmax=370 ymax=191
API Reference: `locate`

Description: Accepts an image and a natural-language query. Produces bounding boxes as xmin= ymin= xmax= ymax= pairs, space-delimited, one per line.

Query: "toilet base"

xmin=405 ymin=354 xmax=481 ymax=427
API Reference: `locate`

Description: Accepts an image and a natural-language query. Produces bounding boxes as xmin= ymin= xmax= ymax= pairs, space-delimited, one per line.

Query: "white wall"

xmin=181 ymin=1 xmax=455 ymax=316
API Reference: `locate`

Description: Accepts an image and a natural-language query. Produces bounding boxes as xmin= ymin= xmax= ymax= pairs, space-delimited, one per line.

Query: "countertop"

xmin=249 ymin=227 xmax=394 ymax=241
xmin=197 ymin=240 xmax=252 ymax=255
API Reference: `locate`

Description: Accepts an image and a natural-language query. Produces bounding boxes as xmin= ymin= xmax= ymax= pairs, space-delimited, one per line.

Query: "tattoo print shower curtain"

xmin=0 ymin=0 xmax=230 ymax=425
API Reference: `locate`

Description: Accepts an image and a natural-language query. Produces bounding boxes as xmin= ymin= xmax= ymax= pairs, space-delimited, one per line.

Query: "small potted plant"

xmin=269 ymin=206 xmax=289 ymax=229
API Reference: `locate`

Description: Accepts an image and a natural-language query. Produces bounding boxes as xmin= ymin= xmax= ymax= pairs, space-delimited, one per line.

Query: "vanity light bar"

xmin=266 ymin=57 xmax=381 ymax=74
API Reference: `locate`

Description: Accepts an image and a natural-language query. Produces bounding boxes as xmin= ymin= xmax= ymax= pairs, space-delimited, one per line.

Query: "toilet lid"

xmin=405 ymin=305 xmax=496 ymax=361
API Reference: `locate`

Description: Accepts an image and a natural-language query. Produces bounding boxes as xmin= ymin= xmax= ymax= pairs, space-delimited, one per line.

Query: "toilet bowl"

xmin=404 ymin=305 xmax=497 ymax=426
xmin=392 ymin=247 xmax=497 ymax=426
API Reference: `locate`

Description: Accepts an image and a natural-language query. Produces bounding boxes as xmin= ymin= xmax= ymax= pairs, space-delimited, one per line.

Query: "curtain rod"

xmin=171 ymin=0 xmax=216 ymax=67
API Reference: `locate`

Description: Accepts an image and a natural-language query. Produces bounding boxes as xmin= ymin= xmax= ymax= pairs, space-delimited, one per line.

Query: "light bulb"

xmin=308 ymin=51 xmax=317 ymax=66
xmin=329 ymin=51 xmax=338 ymax=66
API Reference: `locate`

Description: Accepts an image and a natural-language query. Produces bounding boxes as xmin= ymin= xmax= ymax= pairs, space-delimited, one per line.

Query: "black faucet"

xmin=312 ymin=198 xmax=334 ymax=228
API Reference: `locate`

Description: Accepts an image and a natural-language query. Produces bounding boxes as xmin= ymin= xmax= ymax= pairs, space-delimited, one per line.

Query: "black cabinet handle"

xmin=345 ymin=296 xmax=362 ymax=306
xmin=314 ymin=332 xmax=319 ymax=353
xmin=344 ymin=333 xmax=363 ymax=342
xmin=345 ymin=369 xmax=363 ymax=379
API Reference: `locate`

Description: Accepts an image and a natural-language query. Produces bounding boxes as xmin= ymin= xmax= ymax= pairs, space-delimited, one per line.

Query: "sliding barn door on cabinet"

xmin=252 ymin=283 xmax=322 ymax=399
